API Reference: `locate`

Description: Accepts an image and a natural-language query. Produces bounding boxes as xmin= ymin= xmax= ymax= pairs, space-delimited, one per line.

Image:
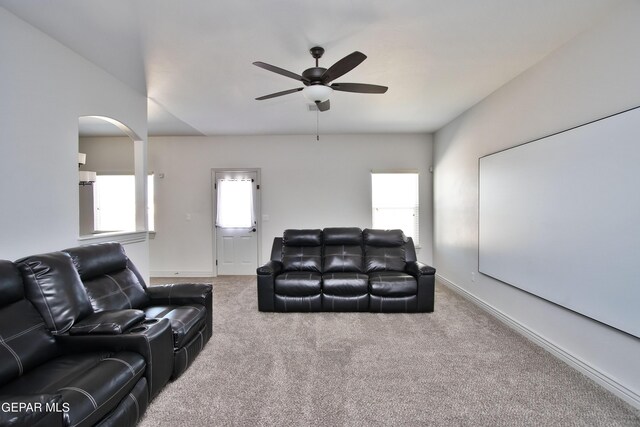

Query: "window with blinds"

xmin=371 ymin=172 xmax=419 ymax=246
xmin=215 ymin=178 xmax=255 ymax=228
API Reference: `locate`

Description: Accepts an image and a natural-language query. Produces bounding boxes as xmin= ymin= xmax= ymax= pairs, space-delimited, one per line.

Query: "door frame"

xmin=211 ymin=168 xmax=261 ymax=277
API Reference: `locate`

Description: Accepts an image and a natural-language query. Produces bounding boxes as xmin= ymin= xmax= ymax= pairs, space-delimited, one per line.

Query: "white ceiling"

xmin=1 ymin=0 xmax=623 ymax=136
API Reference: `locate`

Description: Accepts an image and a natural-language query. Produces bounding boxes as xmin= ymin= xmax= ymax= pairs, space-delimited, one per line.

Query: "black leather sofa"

xmin=61 ymin=243 xmax=212 ymax=379
xmin=257 ymin=228 xmax=436 ymax=312
xmin=0 ymin=259 xmax=148 ymax=427
xmin=0 ymin=243 xmax=212 ymax=426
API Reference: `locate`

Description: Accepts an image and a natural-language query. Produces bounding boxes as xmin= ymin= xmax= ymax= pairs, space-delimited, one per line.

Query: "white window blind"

xmin=216 ymin=178 xmax=254 ymax=228
xmin=371 ymin=172 xmax=419 ymax=246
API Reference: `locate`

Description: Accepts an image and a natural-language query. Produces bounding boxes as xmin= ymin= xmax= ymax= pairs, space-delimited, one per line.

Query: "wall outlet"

xmin=471 ymin=272 xmax=476 ymax=282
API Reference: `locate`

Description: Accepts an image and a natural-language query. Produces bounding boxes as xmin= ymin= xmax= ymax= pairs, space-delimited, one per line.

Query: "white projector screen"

xmin=479 ymin=106 xmax=640 ymax=338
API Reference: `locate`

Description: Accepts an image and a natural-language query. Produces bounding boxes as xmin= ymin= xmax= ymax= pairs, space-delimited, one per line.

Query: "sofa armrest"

xmin=405 ymin=261 xmax=436 ymax=277
xmin=404 ymin=261 xmax=436 ymax=313
xmin=0 ymin=394 xmax=65 ymax=427
xmin=256 ymin=260 xmax=283 ymax=276
xmin=256 ymin=261 xmax=281 ymax=312
xmin=146 ymin=283 xmax=213 ymax=342
xmin=146 ymin=283 xmax=212 ymax=306
xmin=69 ymin=309 xmax=145 ymax=335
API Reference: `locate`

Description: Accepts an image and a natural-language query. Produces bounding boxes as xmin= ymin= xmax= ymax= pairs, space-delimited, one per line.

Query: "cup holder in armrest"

xmin=142 ymin=318 xmax=159 ymax=325
xmin=129 ymin=326 xmax=148 ymax=333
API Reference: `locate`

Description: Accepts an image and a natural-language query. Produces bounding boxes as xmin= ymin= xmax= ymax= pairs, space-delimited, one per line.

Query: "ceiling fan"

xmin=253 ymin=46 xmax=388 ymax=112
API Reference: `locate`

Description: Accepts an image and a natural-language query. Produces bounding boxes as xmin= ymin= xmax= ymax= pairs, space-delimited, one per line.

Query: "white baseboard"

xmin=436 ymin=274 xmax=640 ymax=410
xmin=150 ymin=270 xmax=214 ymax=278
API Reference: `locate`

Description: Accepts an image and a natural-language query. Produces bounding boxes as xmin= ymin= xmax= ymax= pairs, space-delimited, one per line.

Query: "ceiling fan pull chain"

xmin=316 ymin=108 xmax=320 ymax=141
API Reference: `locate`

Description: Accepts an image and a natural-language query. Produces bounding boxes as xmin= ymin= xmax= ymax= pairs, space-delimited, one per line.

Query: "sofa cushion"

xmin=143 ymin=305 xmax=206 ymax=348
xmin=323 ymin=227 xmax=362 ymax=245
xmin=281 ymin=229 xmax=323 ymax=272
xmin=0 ymin=299 xmax=58 ymax=385
xmin=64 ymin=243 xmax=128 ymax=281
xmin=82 ymin=269 xmax=150 ymax=312
xmin=274 ymin=272 xmax=322 ymax=296
xmin=283 ymin=229 xmax=322 ymax=246
xmin=364 ymin=246 xmax=406 ymax=273
xmin=323 ymin=245 xmax=363 ymax=273
xmin=95 ymin=376 xmax=148 ymax=427
xmin=363 ymin=229 xmax=406 ymax=247
xmin=322 ymin=273 xmax=368 ymax=296
xmin=0 ymin=351 xmax=145 ymax=427
xmin=63 ymin=243 xmax=150 ymax=311
xmin=17 ymin=252 xmax=93 ymax=334
xmin=369 ymin=272 xmax=417 ymax=297
xmin=282 ymin=246 xmax=322 ymax=272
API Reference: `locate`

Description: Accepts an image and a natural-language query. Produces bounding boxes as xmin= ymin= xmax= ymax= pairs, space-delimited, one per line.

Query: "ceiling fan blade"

xmin=321 ymin=51 xmax=367 ymax=84
xmin=255 ymin=87 xmax=303 ymax=100
xmin=316 ymin=100 xmax=330 ymax=112
xmin=253 ymin=61 xmax=309 ymax=83
xmin=331 ymin=83 xmax=388 ymax=94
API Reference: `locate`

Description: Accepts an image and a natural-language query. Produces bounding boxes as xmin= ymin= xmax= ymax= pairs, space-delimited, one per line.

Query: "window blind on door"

xmin=216 ymin=178 xmax=254 ymax=228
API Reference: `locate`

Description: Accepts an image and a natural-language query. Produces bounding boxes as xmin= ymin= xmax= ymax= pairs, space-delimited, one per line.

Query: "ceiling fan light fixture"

xmin=302 ymin=85 xmax=333 ymax=103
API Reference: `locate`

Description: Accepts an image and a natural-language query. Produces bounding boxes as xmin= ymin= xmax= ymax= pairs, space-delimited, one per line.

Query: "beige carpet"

xmin=141 ymin=276 xmax=639 ymax=426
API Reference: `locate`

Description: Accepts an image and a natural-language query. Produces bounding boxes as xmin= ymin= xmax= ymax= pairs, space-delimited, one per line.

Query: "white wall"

xmin=433 ymin=0 xmax=640 ymax=406
xmin=0 ymin=8 xmax=149 ymax=275
xmin=149 ymin=134 xmax=433 ymax=276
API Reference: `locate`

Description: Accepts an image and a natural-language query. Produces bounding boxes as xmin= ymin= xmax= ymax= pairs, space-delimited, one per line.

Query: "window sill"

xmin=78 ymin=231 xmax=148 ymax=245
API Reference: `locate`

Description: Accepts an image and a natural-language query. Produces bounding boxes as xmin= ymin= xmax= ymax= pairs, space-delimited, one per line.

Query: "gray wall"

xmin=433 ymin=1 xmax=640 ymax=405
xmin=149 ymin=134 xmax=433 ymax=276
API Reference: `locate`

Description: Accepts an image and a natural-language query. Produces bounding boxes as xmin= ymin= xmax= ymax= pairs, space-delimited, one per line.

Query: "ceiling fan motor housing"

xmin=302 ymin=67 xmax=327 ymax=84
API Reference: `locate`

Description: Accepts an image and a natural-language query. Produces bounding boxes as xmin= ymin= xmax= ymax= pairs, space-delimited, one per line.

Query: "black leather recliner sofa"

xmin=1 ymin=242 xmax=212 ymax=426
xmin=257 ymin=228 xmax=436 ymax=312
xmin=61 ymin=243 xmax=212 ymax=379
xmin=0 ymin=259 xmax=149 ymax=427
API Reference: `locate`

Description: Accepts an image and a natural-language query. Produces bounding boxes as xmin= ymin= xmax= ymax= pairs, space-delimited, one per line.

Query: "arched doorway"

xmin=78 ymin=115 xmax=149 ymax=237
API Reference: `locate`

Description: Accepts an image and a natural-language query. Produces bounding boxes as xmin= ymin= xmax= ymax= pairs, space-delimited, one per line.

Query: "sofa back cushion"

xmin=0 ymin=260 xmax=58 ymax=384
xmin=64 ymin=242 xmax=128 ymax=280
xmin=64 ymin=243 xmax=149 ymax=311
xmin=323 ymin=227 xmax=363 ymax=273
xmin=0 ymin=261 xmax=59 ymax=384
xmin=281 ymin=229 xmax=322 ymax=272
xmin=363 ymin=229 xmax=407 ymax=272
xmin=17 ymin=252 xmax=93 ymax=334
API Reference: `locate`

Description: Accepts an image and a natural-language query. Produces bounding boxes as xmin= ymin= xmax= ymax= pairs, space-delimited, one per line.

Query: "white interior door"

xmin=214 ymin=170 xmax=259 ymax=275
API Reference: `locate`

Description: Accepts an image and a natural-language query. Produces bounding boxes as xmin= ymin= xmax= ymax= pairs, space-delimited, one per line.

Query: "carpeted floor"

xmin=141 ymin=276 xmax=639 ymax=426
